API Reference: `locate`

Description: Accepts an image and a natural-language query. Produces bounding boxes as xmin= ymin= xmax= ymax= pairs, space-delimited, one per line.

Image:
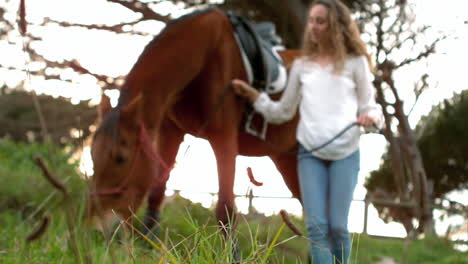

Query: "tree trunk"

xmin=374 ymin=79 xmax=406 ymax=199
xmin=395 ymin=101 xmax=434 ymax=233
xmin=386 ymin=77 xmax=434 ymax=234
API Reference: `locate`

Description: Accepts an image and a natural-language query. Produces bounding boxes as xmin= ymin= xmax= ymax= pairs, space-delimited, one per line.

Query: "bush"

xmin=0 ymin=140 xmax=85 ymax=211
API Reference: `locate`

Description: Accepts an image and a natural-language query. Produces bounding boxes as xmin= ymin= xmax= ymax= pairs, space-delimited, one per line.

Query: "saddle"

xmin=227 ymin=12 xmax=287 ymax=140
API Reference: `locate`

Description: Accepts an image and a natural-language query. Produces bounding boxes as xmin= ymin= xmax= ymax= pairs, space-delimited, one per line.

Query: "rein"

xmin=306 ymin=122 xmax=359 ymax=153
xmin=260 ymin=121 xmax=374 ymax=156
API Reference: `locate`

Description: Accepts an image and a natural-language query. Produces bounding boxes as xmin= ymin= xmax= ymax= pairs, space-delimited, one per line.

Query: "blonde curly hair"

xmin=301 ymin=0 xmax=373 ymax=73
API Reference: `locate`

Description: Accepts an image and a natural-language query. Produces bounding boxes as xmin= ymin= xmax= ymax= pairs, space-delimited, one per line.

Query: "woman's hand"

xmin=357 ymin=114 xmax=377 ymax=127
xmin=231 ymin=79 xmax=260 ymax=103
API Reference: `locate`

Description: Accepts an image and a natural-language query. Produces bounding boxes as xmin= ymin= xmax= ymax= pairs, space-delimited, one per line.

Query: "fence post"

xmin=363 ymin=198 xmax=369 ymax=235
xmin=248 ymin=189 xmax=254 ymax=215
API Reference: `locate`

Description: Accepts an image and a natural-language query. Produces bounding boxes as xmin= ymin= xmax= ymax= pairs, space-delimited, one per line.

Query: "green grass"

xmin=353 ymin=233 xmax=468 ymax=264
xmin=1 ymin=140 xmax=467 ymax=263
xmin=0 ymin=140 xmax=84 ymax=208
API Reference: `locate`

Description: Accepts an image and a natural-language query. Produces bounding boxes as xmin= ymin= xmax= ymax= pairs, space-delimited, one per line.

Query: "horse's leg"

xmin=143 ymin=118 xmax=184 ymax=235
xmin=209 ymin=135 xmax=238 ymax=231
xmin=209 ymin=134 xmax=241 ymax=261
xmin=270 ymin=153 xmax=302 ymax=201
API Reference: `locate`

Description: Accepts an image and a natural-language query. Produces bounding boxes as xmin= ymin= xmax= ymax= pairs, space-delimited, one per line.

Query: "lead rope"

xmin=306 ymin=122 xmax=359 ymax=153
xmin=258 ymin=121 xmax=380 ymax=156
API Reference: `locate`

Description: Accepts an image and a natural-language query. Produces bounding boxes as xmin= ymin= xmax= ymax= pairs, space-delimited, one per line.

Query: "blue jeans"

xmin=298 ymin=144 xmax=360 ymax=264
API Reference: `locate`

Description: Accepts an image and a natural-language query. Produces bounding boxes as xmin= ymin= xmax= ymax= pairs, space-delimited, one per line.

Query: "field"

xmin=0 ymin=140 xmax=466 ymax=263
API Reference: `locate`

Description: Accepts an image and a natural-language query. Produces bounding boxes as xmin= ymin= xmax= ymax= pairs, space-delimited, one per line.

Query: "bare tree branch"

xmin=1 ymin=9 xmax=15 ymax=34
xmin=374 ymin=0 xmax=386 ymax=62
xmin=107 ymin=0 xmax=172 ymax=23
xmin=23 ymin=43 xmax=124 ymax=89
xmin=18 ymin=0 xmax=27 ymax=35
xmin=386 ymin=1 xmax=407 ymax=35
xmin=408 ymin=74 xmax=429 ymax=116
xmin=390 ymin=26 xmax=430 ymax=54
xmin=43 ymin=17 xmax=151 ymax=36
xmin=3 ymin=27 xmax=126 ymax=92
xmin=396 ymin=37 xmax=445 ymax=68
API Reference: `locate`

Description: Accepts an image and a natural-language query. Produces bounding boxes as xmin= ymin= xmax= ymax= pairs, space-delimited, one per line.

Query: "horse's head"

xmin=86 ymin=94 xmax=157 ymax=230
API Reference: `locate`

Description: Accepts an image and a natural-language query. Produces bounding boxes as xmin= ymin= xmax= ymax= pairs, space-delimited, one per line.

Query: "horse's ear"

xmin=99 ymin=94 xmax=112 ymax=118
xmin=121 ymin=94 xmax=142 ymax=119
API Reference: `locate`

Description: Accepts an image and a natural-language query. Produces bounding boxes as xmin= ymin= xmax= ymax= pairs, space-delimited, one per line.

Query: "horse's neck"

xmin=116 ymin=86 xmax=135 ymax=106
xmin=120 ymin=11 xmax=226 ymax=130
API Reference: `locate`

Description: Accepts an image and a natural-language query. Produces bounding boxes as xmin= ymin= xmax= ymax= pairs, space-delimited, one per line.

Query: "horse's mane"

xmin=118 ymin=8 xmax=219 ymax=107
xmin=98 ymin=8 xmax=220 ymax=141
xmin=94 ymin=107 xmax=121 ymax=142
xmin=165 ymin=8 xmax=218 ymax=32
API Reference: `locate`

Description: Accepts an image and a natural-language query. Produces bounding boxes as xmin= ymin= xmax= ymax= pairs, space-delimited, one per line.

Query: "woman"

xmin=232 ymin=0 xmax=383 ymax=263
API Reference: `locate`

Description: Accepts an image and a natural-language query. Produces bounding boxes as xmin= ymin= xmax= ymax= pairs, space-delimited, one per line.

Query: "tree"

xmin=0 ymin=88 xmax=96 ymax=147
xmin=367 ymin=90 xmax=468 ymax=233
xmin=417 ymin=91 xmax=468 ymax=198
xmin=359 ymin=0 xmax=447 ymax=235
xmin=219 ymin=0 xmax=365 ymax=48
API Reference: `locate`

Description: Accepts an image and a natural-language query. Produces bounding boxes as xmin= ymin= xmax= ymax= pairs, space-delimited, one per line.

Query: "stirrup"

xmin=245 ymin=111 xmax=268 ymax=140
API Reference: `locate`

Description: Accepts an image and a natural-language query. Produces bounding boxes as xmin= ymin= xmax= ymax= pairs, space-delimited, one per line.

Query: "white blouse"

xmin=253 ymin=55 xmax=384 ymax=160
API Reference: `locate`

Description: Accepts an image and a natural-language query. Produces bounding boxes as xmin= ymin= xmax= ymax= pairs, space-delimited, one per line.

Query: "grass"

xmin=0 ymin=140 xmax=467 ymax=263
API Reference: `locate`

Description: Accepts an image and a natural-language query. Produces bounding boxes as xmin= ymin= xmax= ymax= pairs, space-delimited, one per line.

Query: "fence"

xmin=167 ymin=188 xmax=468 ymax=244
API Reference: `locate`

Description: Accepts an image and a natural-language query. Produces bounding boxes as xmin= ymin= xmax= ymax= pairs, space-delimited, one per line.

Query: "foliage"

xmin=0 ymin=139 xmax=85 ymax=212
xmin=354 ymin=234 xmax=467 ymax=264
xmin=0 ymin=89 xmax=97 ymax=146
xmin=417 ymin=90 xmax=468 ymax=196
xmin=366 ymin=90 xmax=468 ymax=236
xmin=366 ymin=90 xmax=468 ymax=198
xmin=1 ymin=198 xmax=466 ymax=264
xmin=220 ymin=0 xmax=365 ymax=48
xmin=1 ymin=142 xmax=466 ymax=263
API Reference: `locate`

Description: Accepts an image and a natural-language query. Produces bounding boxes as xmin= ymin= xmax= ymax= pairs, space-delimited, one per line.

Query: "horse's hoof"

xmin=136 ymin=225 xmax=160 ymax=248
xmin=142 ymin=210 xmax=160 ymax=231
xmin=231 ymin=241 xmax=242 ymax=263
xmin=138 ymin=210 xmax=161 ymax=248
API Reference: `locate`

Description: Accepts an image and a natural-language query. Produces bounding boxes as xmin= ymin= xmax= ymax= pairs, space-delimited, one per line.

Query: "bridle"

xmin=89 ymin=81 xmax=234 ymax=198
xmin=90 ymin=120 xmax=172 ymax=196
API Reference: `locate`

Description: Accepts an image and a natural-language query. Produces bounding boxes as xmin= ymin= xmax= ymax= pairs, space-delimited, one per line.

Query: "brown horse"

xmin=87 ymin=8 xmax=301 ymax=234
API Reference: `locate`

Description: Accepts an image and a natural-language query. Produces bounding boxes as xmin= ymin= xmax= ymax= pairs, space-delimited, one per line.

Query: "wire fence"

xmin=166 ymin=187 xmax=468 ymax=245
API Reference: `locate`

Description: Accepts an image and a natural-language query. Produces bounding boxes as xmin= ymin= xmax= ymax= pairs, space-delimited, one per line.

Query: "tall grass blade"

xmin=261 ymin=222 xmax=286 ymax=264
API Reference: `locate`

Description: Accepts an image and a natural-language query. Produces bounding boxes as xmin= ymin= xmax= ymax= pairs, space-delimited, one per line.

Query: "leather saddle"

xmin=227 ymin=12 xmax=287 ymax=140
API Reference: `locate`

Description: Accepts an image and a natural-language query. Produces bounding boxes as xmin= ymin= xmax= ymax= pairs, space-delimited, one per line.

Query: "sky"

xmin=1 ymin=0 xmax=467 ymax=239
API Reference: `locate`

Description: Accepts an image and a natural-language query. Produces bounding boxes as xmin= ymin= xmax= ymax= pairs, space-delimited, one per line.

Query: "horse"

xmin=86 ymin=8 xmax=302 ymax=237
